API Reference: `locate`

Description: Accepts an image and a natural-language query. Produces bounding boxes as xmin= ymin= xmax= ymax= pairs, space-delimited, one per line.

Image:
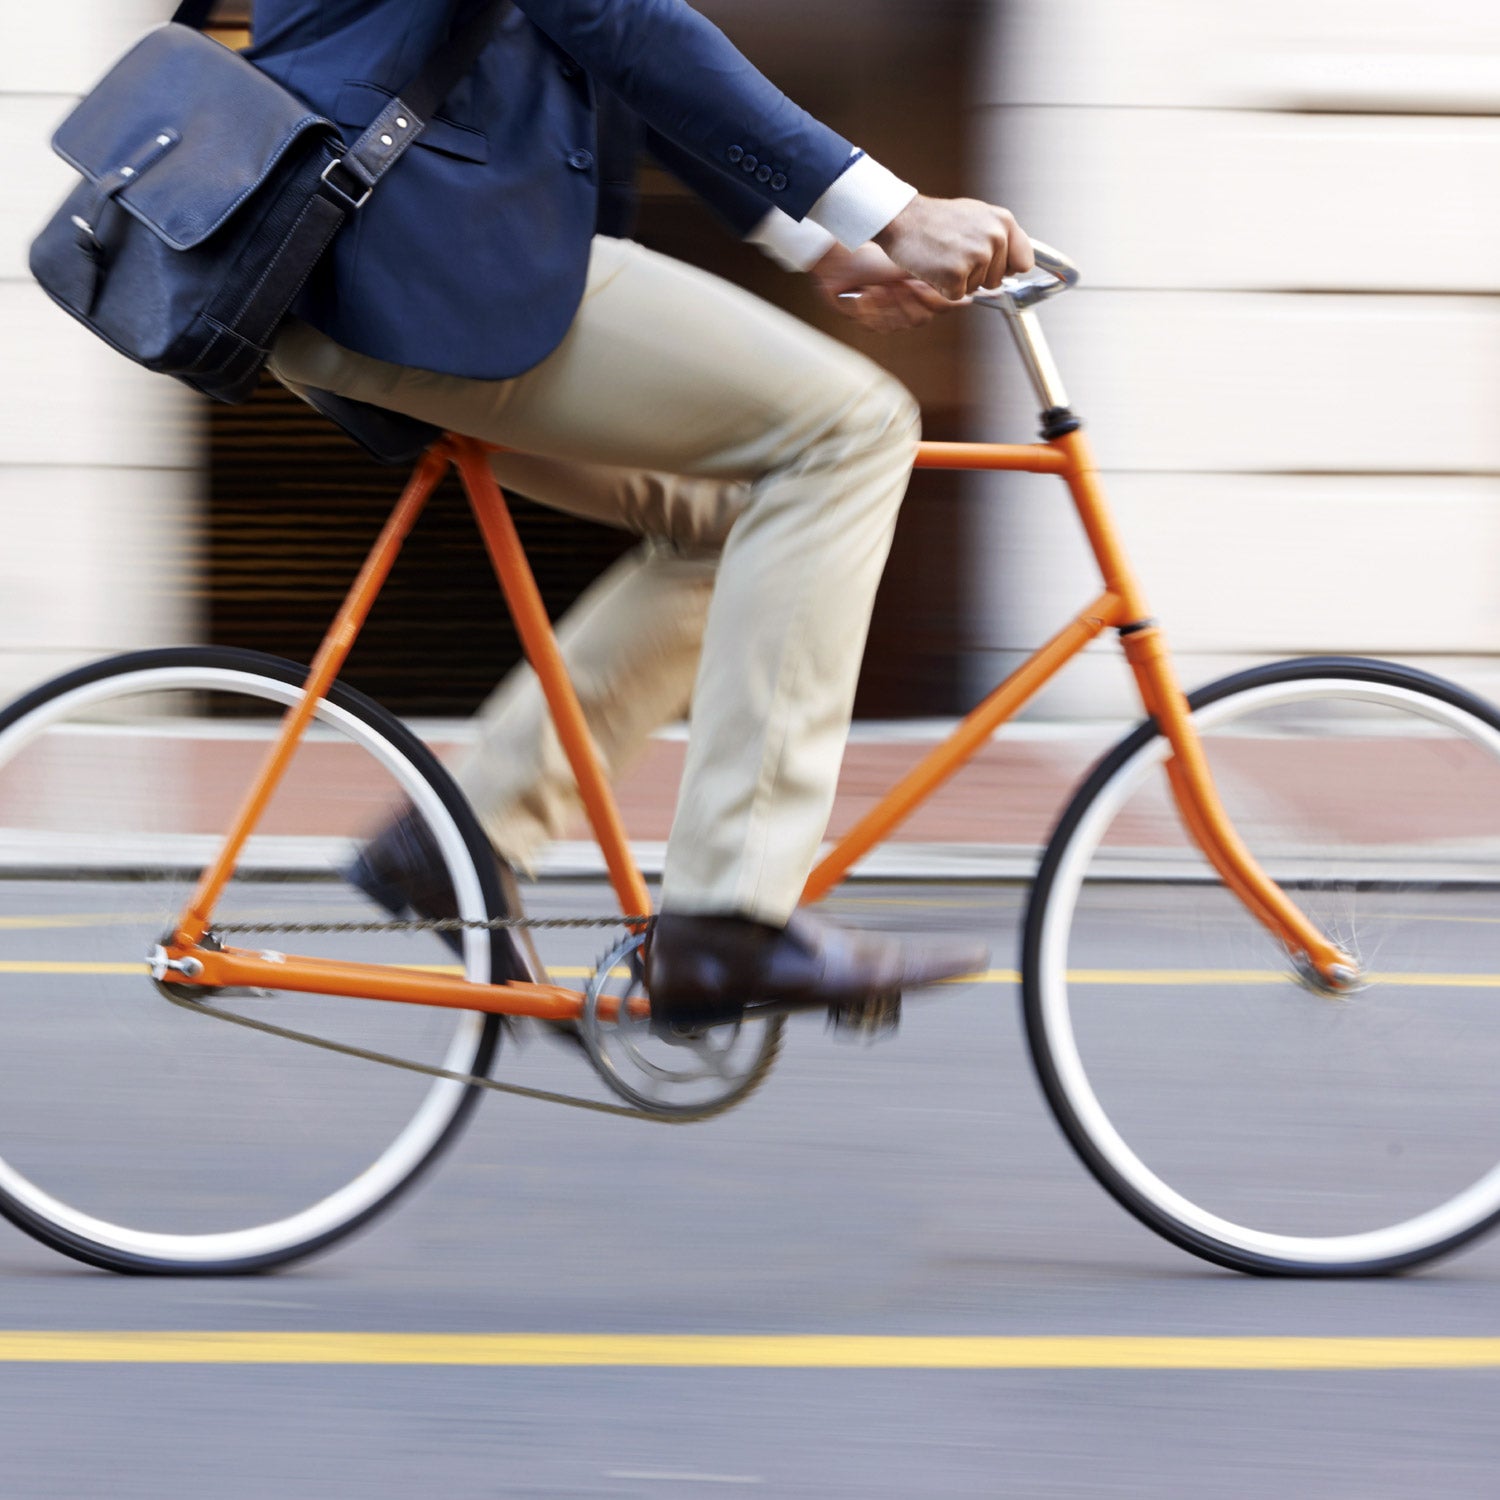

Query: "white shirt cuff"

xmin=745 ymin=209 xmax=838 ymax=272
xmin=805 ymin=151 xmax=917 ymax=249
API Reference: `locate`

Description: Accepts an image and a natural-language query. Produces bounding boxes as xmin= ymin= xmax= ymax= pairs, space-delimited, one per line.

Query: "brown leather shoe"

xmin=645 ymin=910 xmax=988 ymax=1035
xmin=347 ymin=807 xmax=543 ymax=988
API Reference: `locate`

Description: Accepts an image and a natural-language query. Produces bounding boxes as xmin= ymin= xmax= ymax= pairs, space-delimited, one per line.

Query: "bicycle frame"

xmin=162 ymin=293 xmax=1354 ymax=1014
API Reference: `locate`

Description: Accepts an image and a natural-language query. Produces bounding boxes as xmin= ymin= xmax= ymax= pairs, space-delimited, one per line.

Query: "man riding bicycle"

xmin=249 ymin=0 xmax=1034 ymax=1033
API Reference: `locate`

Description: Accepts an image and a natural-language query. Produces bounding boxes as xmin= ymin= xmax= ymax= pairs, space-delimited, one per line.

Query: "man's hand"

xmin=811 ymin=243 xmax=955 ymax=333
xmin=873 ymin=196 xmax=1033 ymax=301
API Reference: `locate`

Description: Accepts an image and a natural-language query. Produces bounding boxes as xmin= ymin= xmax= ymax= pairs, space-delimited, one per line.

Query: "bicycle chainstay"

xmin=211 ymin=914 xmax=654 ymax=935
xmin=166 ymin=912 xmax=765 ymax=1125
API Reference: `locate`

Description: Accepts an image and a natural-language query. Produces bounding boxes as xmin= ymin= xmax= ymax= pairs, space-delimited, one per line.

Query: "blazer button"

xmin=567 ymin=149 xmax=594 ymax=171
xmin=755 ymin=164 xmax=772 ymax=184
xmin=741 ymin=153 xmax=758 ymax=173
xmin=558 ymin=60 xmax=580 ymax=79
xmin=726 ymin=145 xmax=743 ymax=164
xmin=770 ymin=172 xmax=787 ymax=191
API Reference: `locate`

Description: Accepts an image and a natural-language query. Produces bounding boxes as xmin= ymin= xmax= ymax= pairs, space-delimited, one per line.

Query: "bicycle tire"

xmin=1023 ymin=656 xmax=1500 ymax=1276
xmin=0 ymin=646 xmax=505 ymax=1274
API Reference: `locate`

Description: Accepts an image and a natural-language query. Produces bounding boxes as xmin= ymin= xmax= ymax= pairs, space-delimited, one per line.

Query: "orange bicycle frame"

xmin=164 ymin=254 xmax=1355 ymax=1010
xmin=163 ymin=425 xmax=1350 ymax=1015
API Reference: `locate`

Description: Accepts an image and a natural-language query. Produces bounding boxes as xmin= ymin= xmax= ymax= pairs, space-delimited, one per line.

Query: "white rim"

xmin=1036 ymin=675 xmax=1500 ymax=1268
xmin=0 ymin=663 xmax=491 ymax=1266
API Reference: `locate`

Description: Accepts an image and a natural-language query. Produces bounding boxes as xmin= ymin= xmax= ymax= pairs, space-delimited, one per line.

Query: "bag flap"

xmin=51 ymin=24 xmax=341 ymax=252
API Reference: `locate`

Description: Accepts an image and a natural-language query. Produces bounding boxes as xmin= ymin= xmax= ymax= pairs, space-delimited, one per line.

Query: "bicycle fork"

xmin=1057 ymin=428 xmax=1359 ymax=992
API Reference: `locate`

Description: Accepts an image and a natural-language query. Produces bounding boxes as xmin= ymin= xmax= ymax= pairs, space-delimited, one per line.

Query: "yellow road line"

xmin=0 ymin=1332 xmax=1495 ymax=1368
xmin=0 ymin=914 xmax=152 ymax=931
xmin=6 ymin=962 xmax=1500 ymax=990
xmin=0 ymin=961 xmax=146 ymax=975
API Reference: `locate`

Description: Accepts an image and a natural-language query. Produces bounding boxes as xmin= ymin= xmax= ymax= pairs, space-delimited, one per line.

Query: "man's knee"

xmin=869 ymin=374 xmax=922 ymax=449
xmin=830 ymin=365 xmax=921 ymax=455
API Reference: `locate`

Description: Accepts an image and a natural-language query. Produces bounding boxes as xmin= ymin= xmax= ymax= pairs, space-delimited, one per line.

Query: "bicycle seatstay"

xmin=164 ymin=432 xmax=650 ymax=1020
xmin=172 ymin=443 xmax=452 ymax=951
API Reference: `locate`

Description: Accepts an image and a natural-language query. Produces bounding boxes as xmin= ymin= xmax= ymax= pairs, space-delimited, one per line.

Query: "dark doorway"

xmin=205 ymin=1 xmax=989 ymax=717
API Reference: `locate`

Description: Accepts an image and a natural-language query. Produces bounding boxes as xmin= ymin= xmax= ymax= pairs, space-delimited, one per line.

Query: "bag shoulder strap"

xmin=170 ymin=0 xmax=509 ymax=205
xmin=170 ymin=0 xmax=218 ymax=28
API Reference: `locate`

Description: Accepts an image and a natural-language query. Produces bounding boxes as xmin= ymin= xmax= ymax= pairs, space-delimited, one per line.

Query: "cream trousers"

xmin=270 ymin=235 xmax=919 ymax=924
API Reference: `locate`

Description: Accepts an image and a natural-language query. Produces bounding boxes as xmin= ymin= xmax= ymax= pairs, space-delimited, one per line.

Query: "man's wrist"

xmin=745 ymin=209 xmax=838 ymax=272
xmin=806 ymin=152 xmax=917 ymax=250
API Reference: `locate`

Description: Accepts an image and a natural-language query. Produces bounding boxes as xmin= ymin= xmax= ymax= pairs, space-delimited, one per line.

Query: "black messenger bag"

xmin=29 ymin=0 xmax=503 ymax=405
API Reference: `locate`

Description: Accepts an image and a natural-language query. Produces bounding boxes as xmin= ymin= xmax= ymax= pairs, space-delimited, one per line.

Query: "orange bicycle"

xmin=5 ymin=246 xmax=1500 ymax=1278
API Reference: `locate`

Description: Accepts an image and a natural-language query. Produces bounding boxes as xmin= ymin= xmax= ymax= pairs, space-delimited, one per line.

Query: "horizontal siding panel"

xmin=1 ymin=98 xmax=80 ymax=282
xmin=0 ymin=465 xmax=198 ymax=654
xmin=989 ymin=110 xmax=1500 ymax=294
xmin=1110 ymin=473 xmax=1500 ymax=654
xmin=0 ymin=3 xmax=173 ymax=98
xmin=976 ymin=291 xmax=1500 ymax=474
xmin=996 ymin=0 xmax=1500 ymax=109
xmin=0 ymin=285 xmax=199 ymax=468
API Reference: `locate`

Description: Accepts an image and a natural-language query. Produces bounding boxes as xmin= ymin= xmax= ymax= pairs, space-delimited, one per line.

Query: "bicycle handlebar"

xmin=975 ymin=240 xmax=1080 ymax=311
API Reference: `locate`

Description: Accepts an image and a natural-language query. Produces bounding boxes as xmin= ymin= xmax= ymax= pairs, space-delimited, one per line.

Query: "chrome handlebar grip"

xmin=1030 ymin=241 xmax=1081 ymax=292
xmin=973 ymin=240 xmax=1081 ymax=311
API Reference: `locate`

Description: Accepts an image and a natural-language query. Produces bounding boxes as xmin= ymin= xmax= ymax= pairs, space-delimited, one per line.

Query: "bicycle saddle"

xmin=299 ymin=386 xmax=441 ymax=467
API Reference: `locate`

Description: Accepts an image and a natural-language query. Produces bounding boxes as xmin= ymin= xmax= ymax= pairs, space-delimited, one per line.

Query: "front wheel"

xmin=1024 ymin=657 xmax=1500 ymax=1276
xmin=0 ymin=648 xmax=505 ymax=1274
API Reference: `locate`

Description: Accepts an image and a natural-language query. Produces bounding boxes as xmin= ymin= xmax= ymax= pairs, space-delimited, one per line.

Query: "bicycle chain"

xmin=156 ymin=988 xmax=698 ymax=1121
xmin=213 ymin=914 xmax=654 ymax=936
xmin=169 ymin=911 xmax=764 ymax=1124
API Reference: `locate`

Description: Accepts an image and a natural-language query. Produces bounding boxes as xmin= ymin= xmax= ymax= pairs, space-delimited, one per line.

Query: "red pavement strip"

xmin=6 ymin=724 xmax=1496 ymax=857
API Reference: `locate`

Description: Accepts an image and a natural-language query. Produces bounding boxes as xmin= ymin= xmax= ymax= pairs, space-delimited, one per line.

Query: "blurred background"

xmin=4 ymin=0 xmax=1500 ymax=721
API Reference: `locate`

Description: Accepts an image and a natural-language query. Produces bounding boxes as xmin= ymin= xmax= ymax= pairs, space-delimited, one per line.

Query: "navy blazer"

xmin=246 ymin=0 xmax=854 ymax=379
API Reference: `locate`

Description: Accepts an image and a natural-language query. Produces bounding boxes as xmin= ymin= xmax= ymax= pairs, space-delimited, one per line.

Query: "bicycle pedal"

xmin=827 ymin=990 xmax=901 ymax=1040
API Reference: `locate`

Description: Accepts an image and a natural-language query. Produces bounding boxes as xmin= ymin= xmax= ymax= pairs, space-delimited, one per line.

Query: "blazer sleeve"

xmin=645 ymin=128 xmax=771 ymax=238
xmin=512 ymin=0 xmax=854 ymax=221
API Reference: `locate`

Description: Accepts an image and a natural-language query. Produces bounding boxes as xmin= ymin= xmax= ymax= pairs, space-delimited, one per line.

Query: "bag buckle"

xmin=319 ymin=157 xmax=373 ymax=211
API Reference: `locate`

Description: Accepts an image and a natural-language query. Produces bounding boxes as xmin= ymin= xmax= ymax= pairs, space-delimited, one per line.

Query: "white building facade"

xmin=1 ymin=2 xmax=198 ymax=702
xmin=971 ymin=0 xmax=1500 ymax=716
xmin=3 ymin=1 xmax=1498 ymax=720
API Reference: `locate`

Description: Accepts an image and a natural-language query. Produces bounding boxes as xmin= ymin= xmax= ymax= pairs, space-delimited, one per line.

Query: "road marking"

xmin=0 ymin=961 xmax=146 ymax=975
xmin=0 ymin=1333 xmax=1496 ymax=1368
xmin=7 ymin=962 xmax=1500 ymax=991
xmin=0 ymin=914 xmax=154 ymax=931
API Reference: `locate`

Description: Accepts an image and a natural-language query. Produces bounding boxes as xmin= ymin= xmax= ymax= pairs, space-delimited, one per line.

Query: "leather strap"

xmin=169 ymin=0 xmax=218 ymax=28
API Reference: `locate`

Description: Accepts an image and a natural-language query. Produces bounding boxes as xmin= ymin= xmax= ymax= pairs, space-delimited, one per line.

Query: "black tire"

xmin=0 ymin=647 xmax=504 ymax=1274
xmin=1023 ymin=656 xmax=1500 ymax=1276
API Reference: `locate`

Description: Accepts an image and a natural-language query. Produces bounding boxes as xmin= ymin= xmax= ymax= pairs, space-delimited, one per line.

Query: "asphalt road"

xmin=0 ymin=877 xmax=1498 ymax=1497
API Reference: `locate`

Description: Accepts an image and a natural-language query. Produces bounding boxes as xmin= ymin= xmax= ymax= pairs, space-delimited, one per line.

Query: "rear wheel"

xmin=1024 ymin=658 xmax=1500 ymax=1275
xmin=0 ymin=647 xmax=503 ymax=1273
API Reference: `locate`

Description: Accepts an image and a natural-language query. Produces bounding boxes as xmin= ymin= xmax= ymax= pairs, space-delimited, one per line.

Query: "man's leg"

xmin=271 ymin=236 xmax=984 ymax=1016
xmin=456 ymin=539 xmax=710 ymax=870
xmin=458 ymin=448 xmax=740 ymax=869
xmin=274 ymin=236 xmax=913 ymax=920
